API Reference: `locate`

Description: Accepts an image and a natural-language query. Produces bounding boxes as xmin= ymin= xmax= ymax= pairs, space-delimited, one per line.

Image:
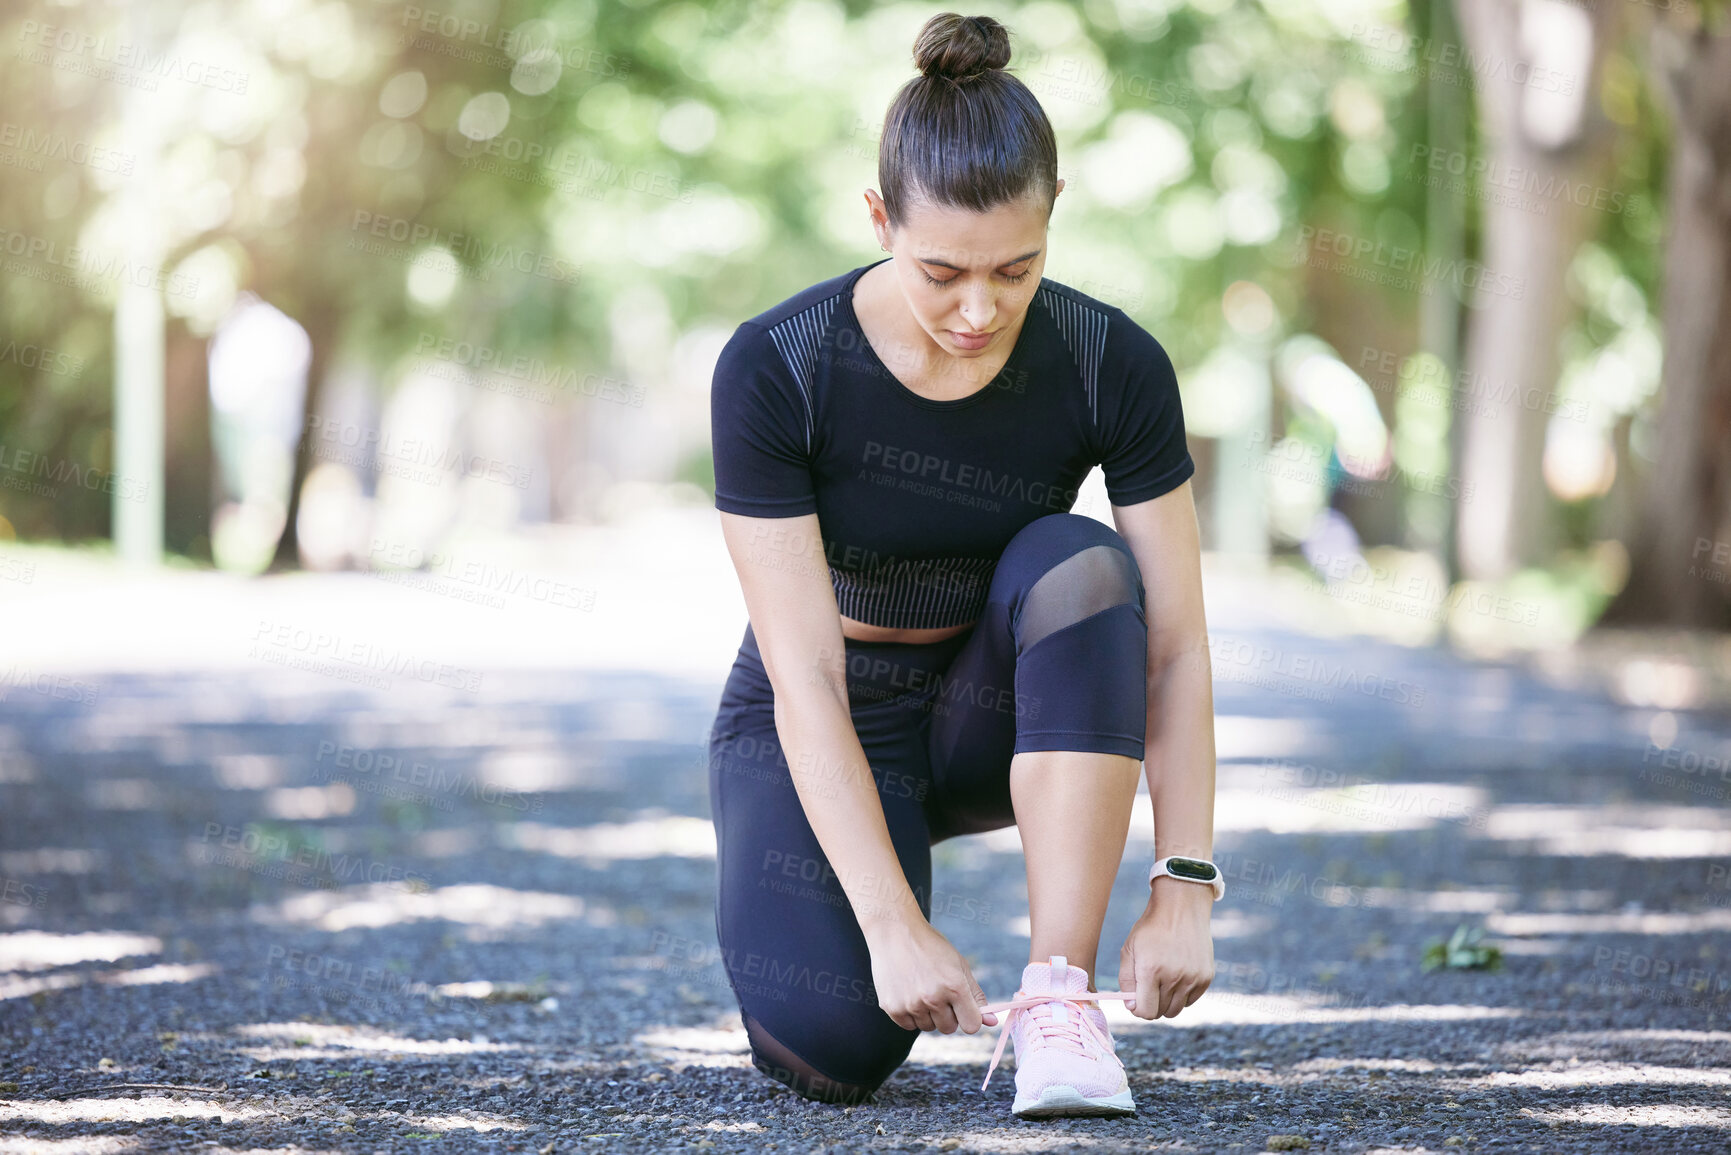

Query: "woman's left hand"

xmin=1118 ymin=876 xmax=1215 ymax=1019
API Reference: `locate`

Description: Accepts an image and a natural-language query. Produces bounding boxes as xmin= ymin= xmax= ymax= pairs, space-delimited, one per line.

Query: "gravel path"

xmin=3 ymin=576 xmax=1730 ymax=1153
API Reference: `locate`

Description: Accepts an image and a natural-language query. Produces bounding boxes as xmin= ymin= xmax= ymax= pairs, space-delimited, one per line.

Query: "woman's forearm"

xmin=1144 ymin=639 xmax=1216 ymax=861
xmin=770 ymin=679 xmax=924 ymax=938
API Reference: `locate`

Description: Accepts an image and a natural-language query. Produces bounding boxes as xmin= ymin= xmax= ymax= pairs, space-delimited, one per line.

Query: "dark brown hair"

xmin=878 ymin=13 xmax=1058 ymax=229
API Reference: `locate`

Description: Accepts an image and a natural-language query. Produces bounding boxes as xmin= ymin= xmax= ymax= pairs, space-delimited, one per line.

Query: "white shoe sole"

xmin=1011 ymin=1084 xmax=1136 ymax=1118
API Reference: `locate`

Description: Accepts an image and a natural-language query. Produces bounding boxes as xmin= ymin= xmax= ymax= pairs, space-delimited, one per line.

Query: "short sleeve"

xmin=1095 ymin=314 xmax=1195 ymax=506
xmin=710 ymin=321 xmax=818 ymax=518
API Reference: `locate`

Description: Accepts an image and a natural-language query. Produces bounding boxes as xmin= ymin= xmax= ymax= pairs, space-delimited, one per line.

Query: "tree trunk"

xmin=1452 ymin=0 xmax=1625 ymax=580
xmin=162 ymin=320 xmax=212 ymax=562
xmin=1600 ymin=17 xmax=1731 ymax=627
xmin=267 ymin=304 xmax=341 ymax=573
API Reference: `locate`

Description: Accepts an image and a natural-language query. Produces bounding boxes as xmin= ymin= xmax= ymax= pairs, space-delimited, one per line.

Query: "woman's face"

xmin=870 ymin=182 xmax=1062 ymax=365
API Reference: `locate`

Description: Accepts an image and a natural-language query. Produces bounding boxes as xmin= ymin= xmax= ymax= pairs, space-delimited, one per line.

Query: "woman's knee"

xmin=998 ymin=524 xmax=1145 ymax=653
xmin=1008 ymin=510 xmax=1121 ymax=547
xmin=742 ymin=1007 xmax=913 ymax=1104
xmin=749 ymin=1053 xmax=886 ymax=1106
xmin=999 ymin=514 xmax=1142 ymax=595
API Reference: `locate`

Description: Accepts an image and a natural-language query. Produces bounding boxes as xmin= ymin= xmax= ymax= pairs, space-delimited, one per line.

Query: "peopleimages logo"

xmin=1349 ymin=22 xmax=1577 ymax=95
xmin=202 ymin=824 xmax=432 ymax=891
xmin=0 ymin=227 xmax=201 ymax=300
xmin=748 ymin=522 xmax=973 ymax=577
xmin=1408 ymin=145 xmax=1636 ymax=216
xmin=1 ymin=876 xmax=49 ymax=909
xmin=459 ymin=135 xmax=696 ymax=204
xmin=398 ymin=7 xmax=632 ymax=77
xmin=0 ymin=444 xmax=148 ymax=502
xmin=0 ymin=664 xmax=98 ymax=706
xmin=1295 ymin=225 xmax=1525 ymax=302
xmin=15 ymin=20 xmax=251 ymax=93
xmin=348 ymin=211 xmax=580 ymax=285
xmin=861 ymin=440 xmax=1077 ymax=511
xmin=306 ymin=414 xmax=534 ymax=490
xmin=1355 ymin=346 xmax=1591 ymax=424
xmin=0 ymin=339 xmax=83 ymax=378
xmin=412 ymin=333 xmax=643 ymax=406
xmin=248 ymin=618 xmax=485 ymax=693
xmin=1209 ymin=636 xmax=1427 ymax=708
xmin=314 ymin=740 xmax=544 ymax=813
xmin=648 ymin=931 xmax=878 ymax=1007
xmin=1254 ymin=760 xmax=1489 ymax=831
xmin=0 ymin=122 xmax=133 ymax=175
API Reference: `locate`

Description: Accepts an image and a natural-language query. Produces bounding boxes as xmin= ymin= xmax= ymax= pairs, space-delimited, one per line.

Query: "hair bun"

xmin=913 ymin=13 xmax=1012 ymax=83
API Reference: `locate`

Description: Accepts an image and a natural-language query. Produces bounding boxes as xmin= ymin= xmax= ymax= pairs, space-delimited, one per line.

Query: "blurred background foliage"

xmin=2 ymin=0 xmax=1729 ymax=649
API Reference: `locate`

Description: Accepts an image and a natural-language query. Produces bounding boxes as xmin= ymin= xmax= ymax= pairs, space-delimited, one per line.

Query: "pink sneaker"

xmin=979 ymin=955 xmax=1136 ymax=1118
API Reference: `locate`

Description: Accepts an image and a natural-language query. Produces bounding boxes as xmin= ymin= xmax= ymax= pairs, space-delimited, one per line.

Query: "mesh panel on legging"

xmin=742 ymin=1010 xmax=887 ymax=1105
xmin=1014 ymin=543 xmax=1143 ymax=653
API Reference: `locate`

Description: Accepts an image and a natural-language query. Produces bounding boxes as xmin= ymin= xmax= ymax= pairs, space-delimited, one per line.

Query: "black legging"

xmin=707 ymin=512 xmax=1149 ymax=1103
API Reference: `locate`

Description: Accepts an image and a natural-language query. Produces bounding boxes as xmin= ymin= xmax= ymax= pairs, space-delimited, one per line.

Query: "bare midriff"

xmin=839 ymin=614 xmax=975 ymax=644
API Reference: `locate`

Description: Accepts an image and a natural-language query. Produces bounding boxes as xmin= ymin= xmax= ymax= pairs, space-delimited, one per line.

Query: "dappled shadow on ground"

xmin=2 ymin=633 xmax=1729 ymax=1152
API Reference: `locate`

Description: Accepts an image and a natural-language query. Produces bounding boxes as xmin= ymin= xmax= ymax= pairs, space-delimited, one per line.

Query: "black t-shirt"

xmin=710 ymin=257 xmax=1194 ymax=631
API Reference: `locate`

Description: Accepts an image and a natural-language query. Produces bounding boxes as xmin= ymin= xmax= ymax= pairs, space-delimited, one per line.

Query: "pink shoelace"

xmin=976 ymin=988 xmax=1136 ymax=1091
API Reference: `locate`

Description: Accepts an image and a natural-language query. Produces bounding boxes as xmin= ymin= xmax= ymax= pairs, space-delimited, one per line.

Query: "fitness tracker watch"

xmin=1149 ymin=855 xmax=1225 ymax=901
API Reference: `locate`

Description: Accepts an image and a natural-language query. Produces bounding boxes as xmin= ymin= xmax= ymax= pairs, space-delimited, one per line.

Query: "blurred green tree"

xmin=0 ymin=0 xmax=1703 ymax=650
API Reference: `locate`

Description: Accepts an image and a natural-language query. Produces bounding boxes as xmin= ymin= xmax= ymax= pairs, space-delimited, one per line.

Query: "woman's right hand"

xmin=863 ymin=917 xmax=998 ymax=1034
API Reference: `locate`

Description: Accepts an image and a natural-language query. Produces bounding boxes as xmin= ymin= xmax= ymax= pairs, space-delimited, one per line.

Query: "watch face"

xmin=1167 ymin=857 xmax=1218 ymax=882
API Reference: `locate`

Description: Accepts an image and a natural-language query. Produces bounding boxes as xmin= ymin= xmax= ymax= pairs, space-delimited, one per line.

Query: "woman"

xmin=705 ymin=11 xmax=1220 ymax=1120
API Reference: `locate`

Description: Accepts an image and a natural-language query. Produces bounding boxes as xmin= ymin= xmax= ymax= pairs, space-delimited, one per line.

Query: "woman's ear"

xmin=863 ymin=189 xmax=892 ymax=250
